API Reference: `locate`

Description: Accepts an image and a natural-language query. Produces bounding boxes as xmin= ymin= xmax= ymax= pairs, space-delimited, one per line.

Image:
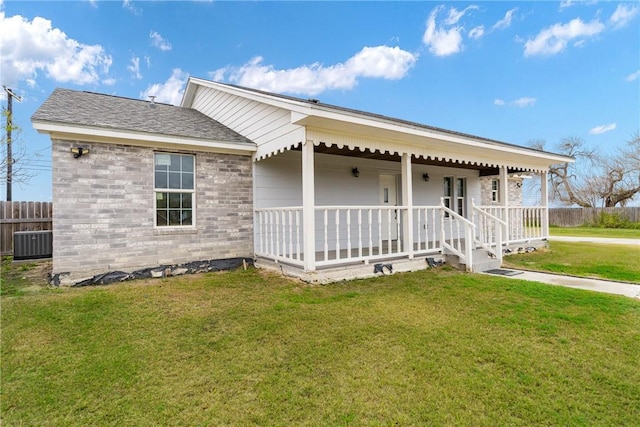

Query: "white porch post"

xmin=500 ymin=165 xmax=510 ymax=244
xmin=541 ymin=171 xmax=549 ymax=238
xmin=401 ymin=153 xmax=414 ymax=258
xmin=302 ymin=139 xmax=316 ymax=271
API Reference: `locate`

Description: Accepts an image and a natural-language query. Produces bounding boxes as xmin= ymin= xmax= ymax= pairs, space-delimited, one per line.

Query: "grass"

xmin=504 ymin=241 xmax=640 ymax=284
xmin=0 ymin=257 xmax=51 ymax=296
xmin=2 ymin=266 xmax=639 ymax=426
xmin=549 ymin=226 xmax=640 ymax=239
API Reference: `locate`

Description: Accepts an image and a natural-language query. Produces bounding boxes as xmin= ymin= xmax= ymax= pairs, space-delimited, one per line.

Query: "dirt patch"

xmin=1 ymin=259 xmax=52 ymax=295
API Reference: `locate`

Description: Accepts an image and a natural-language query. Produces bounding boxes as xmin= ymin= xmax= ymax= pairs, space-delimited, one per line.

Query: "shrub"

xmin=593 ymin=212 xmax=640 ymax=229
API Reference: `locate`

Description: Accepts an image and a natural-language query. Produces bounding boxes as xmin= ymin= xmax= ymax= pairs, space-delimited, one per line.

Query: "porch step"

xmin=471 ymin=249 xmax=502 ymax=273
xmin=447 ymin=249 xmax=502 ymax=273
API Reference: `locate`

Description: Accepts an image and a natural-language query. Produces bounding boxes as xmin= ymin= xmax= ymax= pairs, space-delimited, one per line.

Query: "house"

xmin=32 ymin=78 xmax=573 ymax=284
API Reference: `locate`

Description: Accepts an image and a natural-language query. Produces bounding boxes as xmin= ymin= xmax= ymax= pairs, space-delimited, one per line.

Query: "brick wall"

xmin=52 ymin=140 xmax=253 ymax=281
xmin=479 ymin=176 xmax=523 ymax=206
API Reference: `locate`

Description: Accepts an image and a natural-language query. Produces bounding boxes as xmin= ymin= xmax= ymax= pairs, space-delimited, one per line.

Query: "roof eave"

xmin=291 ymin=113 xmax=574 ymax=166
xmin=32 ymin=120 xmax=257 ymax=155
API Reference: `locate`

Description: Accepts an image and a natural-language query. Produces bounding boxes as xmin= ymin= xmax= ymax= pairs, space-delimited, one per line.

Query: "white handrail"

xmin=472 ymin=199 xmax=506 ymax=263
xmin=440 ymin=198 xmax=475 ymax=270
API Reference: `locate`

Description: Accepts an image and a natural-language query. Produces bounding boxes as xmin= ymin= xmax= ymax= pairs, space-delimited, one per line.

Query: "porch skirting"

xmin=255 ymin=255 xmax=444 ymax=284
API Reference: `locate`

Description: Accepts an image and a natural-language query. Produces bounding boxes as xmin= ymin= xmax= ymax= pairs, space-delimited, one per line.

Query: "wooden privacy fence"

xmin=0 ymin=201 xmax=53 ymax=256
xmin=549 ymin=207 xmax=640 ymax=227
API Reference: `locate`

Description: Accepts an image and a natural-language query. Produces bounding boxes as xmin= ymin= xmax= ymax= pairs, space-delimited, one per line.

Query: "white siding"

xmin=254 ymin=151 xmax=482 ymax=252
xmin=255 ymin=151 xmax=481 ymax=211
xmin=191 ymin=86 xmax=304 ymax=160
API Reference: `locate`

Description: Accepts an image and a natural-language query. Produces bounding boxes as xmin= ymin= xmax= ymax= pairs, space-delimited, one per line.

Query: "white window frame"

xmin=443 ymin=176 xmax=467 ymax=218
xmin=491 ymin=179 xmax=500 ymax=203
xmin=456 ymin=177 xmax=466 ymax=217
xmin=443 ymin=176 xmax=453 ymax=217
xmin=154 ymin=152 xmax=196 ymax=228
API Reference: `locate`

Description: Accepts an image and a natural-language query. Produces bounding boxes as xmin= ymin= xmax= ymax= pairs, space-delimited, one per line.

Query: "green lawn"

xmin=504 ymin=241 xmax=640 ymax=284
xmin=2 ymin=267 xmax=639 ymax=426
xmin=549 ymin=226 xmax=640 ymax=239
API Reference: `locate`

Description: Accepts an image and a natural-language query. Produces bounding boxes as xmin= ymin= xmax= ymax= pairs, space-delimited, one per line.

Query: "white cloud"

xmin=141 ymin=68 xmax=188 ymax=106
xmin=0 ymin=12 xmax=113 ymax=87
xmin=127 ymin=56 xmax=141 ymax=79
xmin=610 ymin=4 xmax=639 ymax=29
xmin=209 ymin=68 xmax=226 ymax=82
xmin=589 ymin=123 xmax=616 ymax=135
xmin=511 ymin=97 xmax=536 ymax=107
xmin=150 ymin=31 xmax=171 ymax=51
xmin=469 ymin=25 xmax=485 ymax=39
xmin=211 ymin=46 xmax=417 ymax=96
xmin=423 ymin=6 xmax=464 ymax=56
xmin=122 ymin=0 xmax=140 ymax=15
xmin=523 ymin=18 xmax=605 ymax=57
xmin=493 ymin=8 xmax=518 ymax=30
xmin=494 ymin=97 xmax=536 ymax=107
xmin=626 ymin=70 xmax=640 ymax=82
xmin=445 ymin=5 xmax=478 ymax=26
xmin=559 ymin=1 xmax=575 ymax=11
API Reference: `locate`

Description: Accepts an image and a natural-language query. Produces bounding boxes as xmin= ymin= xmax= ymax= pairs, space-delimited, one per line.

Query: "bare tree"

xmin=533 ymin=135 xmax=640 ymax=208
xmin=1 ymin=108 xmax=36 ymax=189
xmin=602 ymin=132 xmax=640 ymax=207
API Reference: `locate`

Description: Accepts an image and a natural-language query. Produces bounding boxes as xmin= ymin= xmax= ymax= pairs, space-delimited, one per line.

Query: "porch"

xmin=255 ymin=201 xmax=549 ymax=280
xmin=252 ymin=135 xmax=554 ymax=281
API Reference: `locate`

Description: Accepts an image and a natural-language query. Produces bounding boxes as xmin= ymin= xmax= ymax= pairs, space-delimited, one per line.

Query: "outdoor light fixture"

xmin=71 ymin=147 xmax=90 ymax=158
xmin=352 ymin=167 xmax=360 ymax=178
xmin=422 ymin=172 xmax=430 ymax=182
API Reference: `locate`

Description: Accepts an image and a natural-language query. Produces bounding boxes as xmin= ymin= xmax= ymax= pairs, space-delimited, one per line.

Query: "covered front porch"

xmin=253 ymin=139 xmax=551 ymax=279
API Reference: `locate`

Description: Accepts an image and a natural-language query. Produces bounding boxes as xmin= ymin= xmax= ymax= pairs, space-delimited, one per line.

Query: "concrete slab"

xmin=548 ymin=236 xmax=640 ymax=245
xmin=485 ymin=269 xmax=640 ymax=299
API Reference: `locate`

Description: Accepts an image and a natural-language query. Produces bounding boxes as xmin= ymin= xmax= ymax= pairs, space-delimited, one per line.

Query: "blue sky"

xmin=1 ymin=0 xmax=638 ymax=202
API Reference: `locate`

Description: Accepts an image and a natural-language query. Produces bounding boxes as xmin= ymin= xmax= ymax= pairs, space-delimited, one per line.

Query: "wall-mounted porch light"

xmin=71 ymin=147 xmax=90 ymax=158
xmin=352 ymin=167 xmax=360 ymax=178
xmin=422 ymin=172 xmax=430 ymax=182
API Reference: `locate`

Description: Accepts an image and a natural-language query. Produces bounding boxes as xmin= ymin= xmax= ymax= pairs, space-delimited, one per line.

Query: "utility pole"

xmin=3 ymin=86 xmax=22 ymax=201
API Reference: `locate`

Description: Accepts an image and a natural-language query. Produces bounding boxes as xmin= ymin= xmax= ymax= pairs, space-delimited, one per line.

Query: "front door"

xmin=379 ymin=174 xmax=398 ymax=240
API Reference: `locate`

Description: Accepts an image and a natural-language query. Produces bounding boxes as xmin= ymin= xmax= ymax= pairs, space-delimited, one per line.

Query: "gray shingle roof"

xmin=32 ymin=88 xmax=253 ymax=144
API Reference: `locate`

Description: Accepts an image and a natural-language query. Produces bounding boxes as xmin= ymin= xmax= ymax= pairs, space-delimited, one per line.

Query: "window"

xmin=154 ymin=153 xmax=195 ymax=227
xmin=443 ymin=177 xmax=453 ymax=216
xmin=443 ymin=176 xmax=466 ymax=218
xmin=491 ymin=179 xmax=500 ymax=203
xmin=456 ymin=178 xmax=466 ymax=217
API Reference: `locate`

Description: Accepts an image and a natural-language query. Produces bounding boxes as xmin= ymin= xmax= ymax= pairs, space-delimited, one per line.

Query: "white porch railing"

xmin=412 ymin=206 xmax=441 ymax=254
xmin=472 ymin=200 xmax=506 ymax=263
xmin=439 ymin=200 xmax=475 ymax=271
xmin=255 ymin=203 xmax=542 ymax=271
xmin=472 ymin=205 xmax=547 ymax=243
xmin=255 ymin=207 xmax=304 ymax=267
xmin=314 ymin=206 xmax=408 ymax=267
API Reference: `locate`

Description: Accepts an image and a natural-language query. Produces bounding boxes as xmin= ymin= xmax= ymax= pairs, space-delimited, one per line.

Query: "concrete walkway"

xmin=548 ymin=235 xmax=640 ymax=245
xmin=490 ymin=269 xmax=640 ymax=299
xmin=489 ymin=236 xmax=640 ymax=299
